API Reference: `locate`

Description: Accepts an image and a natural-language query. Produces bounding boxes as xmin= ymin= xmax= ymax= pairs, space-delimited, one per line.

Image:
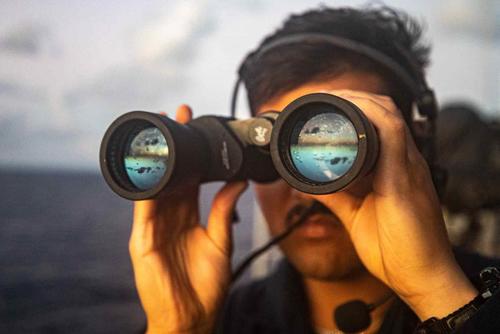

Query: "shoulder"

xmin=227 ymin=278 xmax=269 ymax=315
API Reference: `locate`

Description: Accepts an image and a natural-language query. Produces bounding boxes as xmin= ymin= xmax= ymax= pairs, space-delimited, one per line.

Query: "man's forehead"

xmin=257 ymin=72 xmax=387 ymax=114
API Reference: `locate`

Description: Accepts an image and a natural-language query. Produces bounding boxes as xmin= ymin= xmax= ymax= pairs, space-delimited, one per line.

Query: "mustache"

xmin=284 ymin=200 xmax=335 ymax=226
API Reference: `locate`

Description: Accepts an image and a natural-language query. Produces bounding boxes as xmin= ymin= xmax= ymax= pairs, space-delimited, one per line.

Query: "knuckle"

xmin=128 ymin=237 xmax=138 ymax=257
xmin=363 ymin=93 xmax=397 ymax=110
xmin=378 ymin=94 xmax=395 ymax=103
xmin=211 ymin=201 xmax=229 ymax=220
xmin=386 ymin=115 xmax=405 ymax=133
xmin=378 ymin=94 xmax=392 ymax=101
xmin=128 ymin=229 xmax=149 ymax=259
xmin=384 ymin=99 xmax=398 ymax=113
xmin=412 ymin=156 xmax=432 ymax=183
xmin=372 ymin=93 xmax=393 ymax=103
xmin=416 ymin=153 xmax=430 ymax=169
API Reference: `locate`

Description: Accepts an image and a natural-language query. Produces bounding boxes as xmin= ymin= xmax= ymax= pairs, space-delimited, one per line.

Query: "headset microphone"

xmin=334 ymin=294 xmax=393 ymax=333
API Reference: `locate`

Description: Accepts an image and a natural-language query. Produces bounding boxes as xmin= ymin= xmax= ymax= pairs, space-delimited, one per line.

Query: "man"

xmin=128 ymin=6 xmax=500 ymax=334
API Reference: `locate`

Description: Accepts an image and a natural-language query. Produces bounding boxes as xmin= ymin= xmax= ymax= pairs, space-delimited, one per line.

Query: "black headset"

xmin=229 ymin=33 xmax=444 ymax=192
xmin=231 ymin=33 xmax=437 ymax=117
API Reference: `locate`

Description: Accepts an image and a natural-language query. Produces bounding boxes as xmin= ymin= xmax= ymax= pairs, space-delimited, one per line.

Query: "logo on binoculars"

xmin=221 ymin=141 xmax=230 ymax=170
xmin=254 ymin=126 xmax=268 ymax=143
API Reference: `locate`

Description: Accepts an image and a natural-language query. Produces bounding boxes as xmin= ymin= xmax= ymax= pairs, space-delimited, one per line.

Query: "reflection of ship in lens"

xmin=329 ymin=156 xmax=350 ymax=165
xmin=290 ymin=112 xmax=359 ymax=183
xmin=291 ymin=144 xmax=358 ymax=182
xmin=123 ymin=127 xmax=169 ymax=190
xmin=291 ymin=145 xmax=358 ymax=182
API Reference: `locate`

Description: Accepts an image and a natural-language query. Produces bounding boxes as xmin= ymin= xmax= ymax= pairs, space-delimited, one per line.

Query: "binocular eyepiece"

xmin=100 ymin=93 xmax=378 ymax=200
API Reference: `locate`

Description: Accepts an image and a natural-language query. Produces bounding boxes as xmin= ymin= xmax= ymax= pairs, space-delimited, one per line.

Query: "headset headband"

xmin=231 ymin=33 xmax=437 ymax=120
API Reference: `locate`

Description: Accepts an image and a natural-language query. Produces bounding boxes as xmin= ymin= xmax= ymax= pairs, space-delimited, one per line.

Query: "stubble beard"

xmin=280 ymin=233 xmax=365 ymax=281
xmin=279 ymin=201 xmax=365 ymax=281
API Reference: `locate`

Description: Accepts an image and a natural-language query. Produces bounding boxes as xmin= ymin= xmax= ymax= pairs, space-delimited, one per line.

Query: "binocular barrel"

xmin=100 ymin=93 xmax=378 ymax=200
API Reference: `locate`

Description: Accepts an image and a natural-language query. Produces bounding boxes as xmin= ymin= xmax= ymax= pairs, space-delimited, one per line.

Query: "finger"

xmin=133 ymin=199 xmax=158 ymax=223
xmin=346 ymin=95 xmax=407 ymax=164
xmin=175 ymin=104 xmax=193 ymax=124
xmin=311 ymin=191 xmax=363 ymax=232
xmin=332 ymin=90 xmax=423 ymax=163
xmin=151 ymin=189 xmax=200 ymax=248
xmin=206 ymin=181 xmax=248 ymax=255
xmin=354 ymin=94 xmax=422 ymax=164
xmin=338 ymin=95 xmax=411 ymax=193
xmin=130 ymin=188 xmax=199 ymax=256
xmin=339 ymin=93 xmax=429 ymax=179
xmin=329 ymin=92 xmax=408 ymax=160
xmin=130 ymin=199 xmax=157 ymax=258
xmin=329 ymin=89 xmax=395 ymax=108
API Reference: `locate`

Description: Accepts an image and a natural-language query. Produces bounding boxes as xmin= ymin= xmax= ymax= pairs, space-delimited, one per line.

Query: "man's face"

xmin=254 ymin=72 xmax=388 ymax=281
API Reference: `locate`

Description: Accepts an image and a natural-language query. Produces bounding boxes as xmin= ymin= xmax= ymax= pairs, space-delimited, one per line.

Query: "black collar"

xmin=262 ymin=260 xmax=418 ymax=334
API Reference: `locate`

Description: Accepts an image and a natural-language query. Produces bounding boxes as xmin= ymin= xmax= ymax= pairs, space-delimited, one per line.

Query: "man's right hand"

xmin=129 ymin=105 xmax=248 ymax=333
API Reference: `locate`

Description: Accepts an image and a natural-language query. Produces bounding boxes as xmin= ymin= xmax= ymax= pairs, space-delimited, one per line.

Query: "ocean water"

xmin=124 ymin=156 xmax=167 ymax=190
xmin=0 ymin=170 xmax=255 ymax=333
xmin=290 ymin=145 xmax=358 ymax=182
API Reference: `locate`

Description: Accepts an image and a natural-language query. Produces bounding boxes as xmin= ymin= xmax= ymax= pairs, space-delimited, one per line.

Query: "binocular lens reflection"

xmin=290 ymin=113 xmax=358 ymax=183
xmin=124 ymin=127 xmax=169 ymax=190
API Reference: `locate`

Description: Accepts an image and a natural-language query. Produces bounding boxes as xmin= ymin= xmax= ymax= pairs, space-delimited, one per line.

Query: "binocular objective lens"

xmin=290 ymin=112 xmax=358 ymax=183
xmin=124 ymin=127 xmax=169 ymax=190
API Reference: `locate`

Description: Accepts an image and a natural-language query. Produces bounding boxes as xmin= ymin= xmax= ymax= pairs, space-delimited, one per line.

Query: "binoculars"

xmin=100 ymin=93 xmax=378 ymax=200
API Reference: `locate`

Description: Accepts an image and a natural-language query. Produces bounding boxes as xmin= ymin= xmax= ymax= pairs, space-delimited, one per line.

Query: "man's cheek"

xmin=253 ymin=184 xmax=292 ymax=233
xmin=253 ymin=180 xmax=291 ymax=204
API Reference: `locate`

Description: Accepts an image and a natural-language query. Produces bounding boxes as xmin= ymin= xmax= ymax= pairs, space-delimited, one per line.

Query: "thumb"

xmin=311 ymin=191 xmax=363 ymax=232
xmin=206 ymin=181 xmax=248 ymax=255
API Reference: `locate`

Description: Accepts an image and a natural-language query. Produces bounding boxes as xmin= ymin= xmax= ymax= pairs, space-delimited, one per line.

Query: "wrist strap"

xmin=415 ymin=267 xmax=500 ymax=334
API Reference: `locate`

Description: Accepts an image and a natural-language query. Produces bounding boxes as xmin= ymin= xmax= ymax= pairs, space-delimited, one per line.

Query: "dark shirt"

xmin=218 ymin=248 xmax=500 ymax=333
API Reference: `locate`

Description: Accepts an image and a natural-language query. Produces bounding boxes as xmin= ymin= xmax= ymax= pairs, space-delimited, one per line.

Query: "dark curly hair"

xmin=239 ymin=5 xmax=431 ymax=117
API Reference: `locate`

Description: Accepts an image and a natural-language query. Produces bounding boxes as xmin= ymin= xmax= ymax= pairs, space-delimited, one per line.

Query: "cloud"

xmin=0 ymin=0 xmax=222 ymax=170
xmin=0 ymin=81 xmax=45 ymax=103
xmin=134 ymin=0 xmax=216 ymax=66
xmin=63 ymin=63 xmax=186 ymax=131
xmin=0 ymin=22 xmax=51 ymax=56
xmin=63 ymin=0 xmax=220 ymax=139
xmin=0 ymin=0 xmax=220 ymax=170
xmin=438 ymin=0 xmax=498 ymax=37
xmin=66 ymin=0 xmax=218 ymax=112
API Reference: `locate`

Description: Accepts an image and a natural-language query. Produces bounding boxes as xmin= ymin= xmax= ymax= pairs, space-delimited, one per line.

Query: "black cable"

xmin=230 ymin=77 xmax=242 ymax=118
xmin=367 ymin=293 xmax=395 ymax=311
xmin=231 ymin=201 xmax=321 ymax=282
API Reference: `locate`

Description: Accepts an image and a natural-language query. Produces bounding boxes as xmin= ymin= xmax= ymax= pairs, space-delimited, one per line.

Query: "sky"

xmin=0 ymin=0 xmax=498 ymax=170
